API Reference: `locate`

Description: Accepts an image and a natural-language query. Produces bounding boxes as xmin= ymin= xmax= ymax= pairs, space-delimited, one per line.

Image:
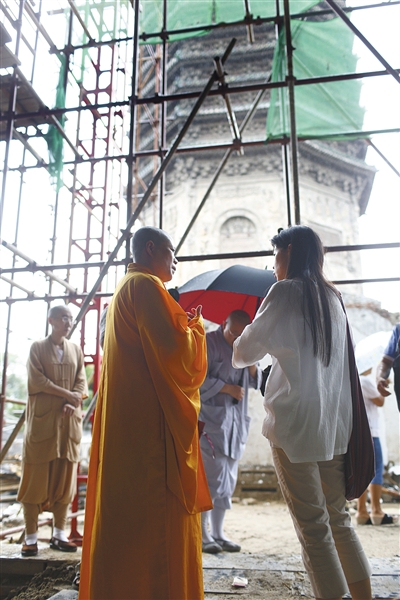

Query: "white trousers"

xmin=200 ymin=437 xmax=238 ymax=510
xmin=272 ymin=447 xmax=371 ymax=599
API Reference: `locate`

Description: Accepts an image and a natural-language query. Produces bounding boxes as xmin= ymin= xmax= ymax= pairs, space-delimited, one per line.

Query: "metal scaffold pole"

xmin=125 ymin=0 xmax=140 ymax=266
xmin=175 ymin=84 xmax=268 ymax=254
xmin=69 ymin=38 xmax=237 ymax=336
xmin=158 ymin=0 xmax=168 ymax=229
xmin=283 ymin=0 xmax=300 ymax=225
xmin=0 ymin=0 xmax=25 ymax=452
xmin=0 ymin=0 xmax=399 ymax=461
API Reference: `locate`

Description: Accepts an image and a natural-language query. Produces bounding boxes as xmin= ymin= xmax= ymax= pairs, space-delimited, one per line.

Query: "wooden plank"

xmin=0 ymin=74 xmax=50 ymax=141
xmin=0 ymin=45 xmax=21 ymax=69
xmin=0 ymin=411 xmax=25 ymax=464
xmin=0 ymin=557 xmax=50 ymax=576
xmin=0 ymin=557 xmax=79 ymax=576
xmin=0 ymin=483 xmax=20 ymax=492
xmin=234 ymin=467 xmax=282 ymax=499
xmin=0 ymin=22 xmax=12 ymax=45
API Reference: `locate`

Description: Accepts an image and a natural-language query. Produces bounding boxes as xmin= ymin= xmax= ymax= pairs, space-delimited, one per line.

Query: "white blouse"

xmin=232 ymin=279 xmax=352 ymax=463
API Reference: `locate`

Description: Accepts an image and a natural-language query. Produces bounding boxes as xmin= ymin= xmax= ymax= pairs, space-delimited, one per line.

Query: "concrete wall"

xmin=137 ymin=23 xmax=397 ymax=470
xmin=153 ymin=151 xmax=399 ymax=469
xmin=239 ymin=312 xmax=399 ymax=469
xmin=241 ymin=380 xmax=400 ymax=469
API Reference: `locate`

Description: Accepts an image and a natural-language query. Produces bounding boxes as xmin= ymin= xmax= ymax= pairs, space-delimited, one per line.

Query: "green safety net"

xmin=44 ymin=55 xmax=66 ymax=191
xmin=138 ymin=3 xmax=399 ymax=139
xmin=266 ymin=17 xmax=366 ymax=141
xmin=47 ymin=1 xmax=398 ymax=183
xmin=75 ymin=0 xmax=129 ymax=88
xmin=45 ymin=1 xmax=129 ymax=189
xmin=139 ymin=0 xmax=321 ymax=43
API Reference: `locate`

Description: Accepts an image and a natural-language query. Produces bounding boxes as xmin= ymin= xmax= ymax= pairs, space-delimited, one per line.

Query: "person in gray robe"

xmin=200 ymin=310 xmax=261 ymax=553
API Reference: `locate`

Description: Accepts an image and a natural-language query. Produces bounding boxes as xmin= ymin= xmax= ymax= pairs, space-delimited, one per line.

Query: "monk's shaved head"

xmin=223 ymin=310 xmax=251 ymax=346
xmin=131 ymin=226 xmax=177 ymax=282
xmin=227 ymin=310 xmax=251 ymax=326
xmin=132 ymin=227 xmax=171 ymax=261
xmin=48 ymin=305 xmax=72 ymax=319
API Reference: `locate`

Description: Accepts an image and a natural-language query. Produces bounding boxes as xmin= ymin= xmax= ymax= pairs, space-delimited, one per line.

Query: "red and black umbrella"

xmin=177 ymin=264 xmax=276 ymax=324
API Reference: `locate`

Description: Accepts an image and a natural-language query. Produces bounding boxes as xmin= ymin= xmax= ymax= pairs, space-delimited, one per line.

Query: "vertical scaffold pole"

xmin=283 ymin=0 xmax=301 ymax=225
xmin=158 ymin=0 xmax=168 ymax=229
xmin=0 ymin=0 xmax=25 ymax=452
xmin=274 ymin=0 xmax=292 ymax=227
xmin=125 ymin=0 xmax=140 ymax=265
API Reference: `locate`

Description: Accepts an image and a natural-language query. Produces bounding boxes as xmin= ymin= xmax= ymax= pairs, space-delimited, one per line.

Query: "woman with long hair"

xmin=233 ymin=226 xmax=371 ymax=600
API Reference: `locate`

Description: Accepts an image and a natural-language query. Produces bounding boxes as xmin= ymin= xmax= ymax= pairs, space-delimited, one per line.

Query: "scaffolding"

xmin=1 ymin=0 xmax=399 ymax=461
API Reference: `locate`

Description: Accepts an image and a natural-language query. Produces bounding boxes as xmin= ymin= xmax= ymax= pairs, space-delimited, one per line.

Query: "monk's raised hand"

xmin=187 ymin=305 xmax=202 ymax=320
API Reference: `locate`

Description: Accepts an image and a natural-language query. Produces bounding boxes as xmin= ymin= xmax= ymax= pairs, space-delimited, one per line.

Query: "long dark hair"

xmin=271 ymin=226 xmax=339 ymax=366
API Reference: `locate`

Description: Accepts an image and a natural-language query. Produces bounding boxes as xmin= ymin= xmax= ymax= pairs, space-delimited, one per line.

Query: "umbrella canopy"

xmin=177 ymin=264 xmax=276 ymax=324
xmin=355 ymin=331 xmax=392 ymax=375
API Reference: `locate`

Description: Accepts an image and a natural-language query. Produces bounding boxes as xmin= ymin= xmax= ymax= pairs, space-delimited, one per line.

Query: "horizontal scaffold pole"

xmin=0 ymin=243 xmax=399 ymax=275
xmin=68 ymin=39 xmax=238 ymax=337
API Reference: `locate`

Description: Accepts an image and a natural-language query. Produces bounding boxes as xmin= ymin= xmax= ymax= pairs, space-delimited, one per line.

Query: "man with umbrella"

xmin=377 ymin=323 xmax=400 ymax=410
xmin=200 ymin=310 xmax=262 ymax=553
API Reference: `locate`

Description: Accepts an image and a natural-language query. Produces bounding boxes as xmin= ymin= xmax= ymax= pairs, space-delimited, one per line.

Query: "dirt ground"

xmin=1 ymin=499 xmax=399 ymax=599
xmin=223 ymin=498 xmax=400 ymax=558
xmin=3 ymin=564 xmax=77 ymax=600
xmin=203 ymin=498 xmax=400 ymax=599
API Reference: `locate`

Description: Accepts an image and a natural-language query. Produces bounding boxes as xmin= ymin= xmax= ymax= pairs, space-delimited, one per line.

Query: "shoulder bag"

xmin=342 ymin=303 xmax=376 ymax=501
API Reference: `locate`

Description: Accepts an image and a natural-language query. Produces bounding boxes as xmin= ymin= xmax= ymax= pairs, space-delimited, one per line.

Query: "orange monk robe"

xmin=79 ymin=264 xmax=212 ymax=600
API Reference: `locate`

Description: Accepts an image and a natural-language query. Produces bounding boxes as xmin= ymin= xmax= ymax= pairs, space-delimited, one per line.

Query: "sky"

xmin=350 ymin=0 xmax=400 ymax=313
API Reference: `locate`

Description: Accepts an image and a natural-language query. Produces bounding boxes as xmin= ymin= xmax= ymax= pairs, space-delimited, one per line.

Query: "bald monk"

xmin=79 ymin=227 xmax=212 ymax=600
xmin=18 ymin=305 xmax=88 ymax=556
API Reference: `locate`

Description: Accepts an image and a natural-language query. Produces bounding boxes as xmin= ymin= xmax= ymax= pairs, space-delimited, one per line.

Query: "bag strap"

xmin=338 ymin=296 xmax=376 ymax=500
xmin=338 ymin=294 xmax=352 ymax=345
xmin=337 ymin=294 xmax=360 ymax=401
